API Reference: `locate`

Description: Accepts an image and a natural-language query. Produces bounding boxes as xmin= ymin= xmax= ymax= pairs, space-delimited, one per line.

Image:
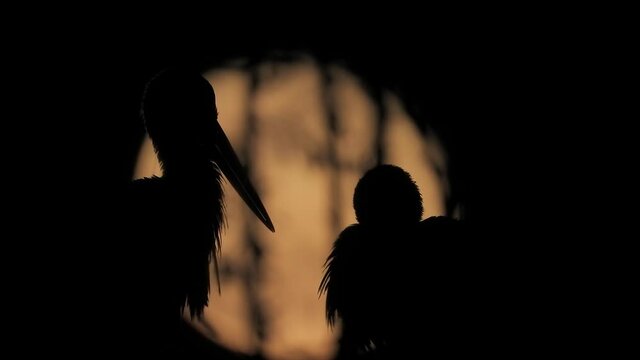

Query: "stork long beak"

xmin=210 ymin=120 xmax=275 ymax=232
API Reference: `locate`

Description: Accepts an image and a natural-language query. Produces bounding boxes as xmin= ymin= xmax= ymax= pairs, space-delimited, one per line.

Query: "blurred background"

xmin=13 ymin=14 xmax=613 ymax=358
xmin=35 ymin=22 xmax=529 ymax=358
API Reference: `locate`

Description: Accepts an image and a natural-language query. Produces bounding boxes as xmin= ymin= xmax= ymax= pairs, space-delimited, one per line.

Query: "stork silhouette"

xmin=319 ymin=165 xmax=476 ymax=358
xmin=111 ymin=68 xmax=275 ymax=355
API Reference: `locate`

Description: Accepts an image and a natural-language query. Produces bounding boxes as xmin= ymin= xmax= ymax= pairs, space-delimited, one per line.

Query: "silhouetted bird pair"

xmin=116 ymin=68 xmax=471 ymax=357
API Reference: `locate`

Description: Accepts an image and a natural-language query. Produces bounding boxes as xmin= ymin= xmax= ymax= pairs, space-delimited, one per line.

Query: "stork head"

xmin=353 ymin=165 xmax=423 ymax=226
xmin=142 ymin=68 xmax=219 ymax=165
xmin=142 ymin=68 xmax=275 ymax=232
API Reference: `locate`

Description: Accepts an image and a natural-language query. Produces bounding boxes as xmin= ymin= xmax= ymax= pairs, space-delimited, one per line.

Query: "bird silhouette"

xmin=110 ymin=68 xmax=275 ymax=355
xmin=319 ymin=164 xmax=474 ymax=358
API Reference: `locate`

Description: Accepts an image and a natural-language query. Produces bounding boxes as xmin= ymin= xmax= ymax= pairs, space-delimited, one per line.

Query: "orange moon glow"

xmin=134 ymin=59 xmax=449 ymax=360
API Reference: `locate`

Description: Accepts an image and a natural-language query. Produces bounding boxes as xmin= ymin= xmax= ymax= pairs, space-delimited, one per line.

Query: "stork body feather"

xmin=126 ymin=168 xmax=224 ymax=320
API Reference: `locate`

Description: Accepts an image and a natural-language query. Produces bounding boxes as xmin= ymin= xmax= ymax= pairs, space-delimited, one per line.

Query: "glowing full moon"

xmin=134 ymin=58 xmax=449 ymax=360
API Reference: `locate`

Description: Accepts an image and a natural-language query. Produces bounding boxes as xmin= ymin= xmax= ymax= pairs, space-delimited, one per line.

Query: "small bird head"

xmin=353 ymin=165 xmax=423 ymax=226
xmin=142 ymin=68 xmax=275 ymax=232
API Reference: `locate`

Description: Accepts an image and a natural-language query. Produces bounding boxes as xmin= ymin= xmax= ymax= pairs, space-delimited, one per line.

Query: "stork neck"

xmin=160 ymin=155 xmax=219 ymax=182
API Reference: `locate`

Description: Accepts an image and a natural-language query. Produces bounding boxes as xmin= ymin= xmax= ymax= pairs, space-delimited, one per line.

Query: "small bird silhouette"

xmin=319 ymin=164 xmax=473 ymax=358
